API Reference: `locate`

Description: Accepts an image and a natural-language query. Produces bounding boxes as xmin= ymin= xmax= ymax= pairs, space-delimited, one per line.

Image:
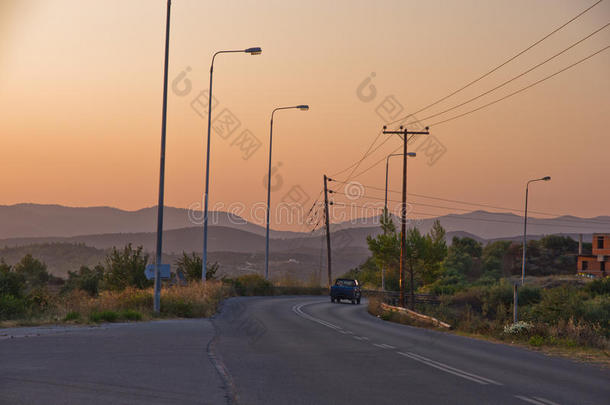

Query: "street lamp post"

xmin=521 ymin=176 xmax=551 ymax=285
xmin=265 ymin=105 xmax=309 ymax=280
xmin=383 ymin=152 xmax=415 ymax=291
xmin=201 ymin=47 xmax=262 ymax=282
xmin=153 ymin=0 xmax=172 ymax=313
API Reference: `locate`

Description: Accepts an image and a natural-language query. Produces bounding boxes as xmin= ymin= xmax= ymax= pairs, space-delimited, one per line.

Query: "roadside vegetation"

xmin=0 ymin=245 xmax=323 ymax=327
xmin=346 ymin=210 xmax=609 ymax=360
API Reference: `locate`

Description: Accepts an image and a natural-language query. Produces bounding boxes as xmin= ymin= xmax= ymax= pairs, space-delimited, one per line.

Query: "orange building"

xmin=577 ymin=233 xmax=609 ymax=278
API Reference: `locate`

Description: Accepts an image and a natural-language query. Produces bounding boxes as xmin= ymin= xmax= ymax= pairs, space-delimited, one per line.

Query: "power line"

xmin=330 ymin=130 xmax=385 ymax=180
xmin=386 ymin=0 xmax=604 ymax=126
xmin=331 ymin=180 xmax=610 ymax=226
xmin=396 ymin=22 xmax=610 ymax=128
xmin=428 ymin=45 xmax=610 ymax=127
xmin=326 ymin=1 xmax=604 ymax=202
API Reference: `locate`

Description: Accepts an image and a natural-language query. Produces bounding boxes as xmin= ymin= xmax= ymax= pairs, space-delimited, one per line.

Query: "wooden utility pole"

xmin=382 ymin=125 xmax=429 ymax=308
xmin=323 ymin=175 xmax=332 ymax=287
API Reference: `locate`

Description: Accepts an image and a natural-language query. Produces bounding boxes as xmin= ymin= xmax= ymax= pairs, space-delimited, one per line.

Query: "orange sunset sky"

xmin=1 ymin=0 xmax=609 ymax=230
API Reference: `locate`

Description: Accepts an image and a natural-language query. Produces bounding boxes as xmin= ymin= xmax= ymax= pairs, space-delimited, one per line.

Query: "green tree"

xmin=366 ymin=211 xmax=400 ymax=287
xmin=103 ymin=244 xmax=151 ymax=291
xmin=405 ymin=227 xmax=426 ymax=305
xmin=451 ymin=236 xmax=482 ymax=259
xmin=480 ymin=241 xmax=512 ymax=283
xmin=0 ymin=260 xmax=25 ymax=297
xmin=175 ymin=252 xmax=218 ymax=282
xmin=13 ymin=254 xmax=50 ymax=290
xmin=63 ymin=265 xmax=105 ymax=296
xmin=420 ymin=220 xmax=448 ymax=284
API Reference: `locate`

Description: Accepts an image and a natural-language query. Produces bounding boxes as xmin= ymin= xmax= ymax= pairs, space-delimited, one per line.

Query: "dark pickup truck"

xmin=330 ymin=279 xmax=361 ymax=304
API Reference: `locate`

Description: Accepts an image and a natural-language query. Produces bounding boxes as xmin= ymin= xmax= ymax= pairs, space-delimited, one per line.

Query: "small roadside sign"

xmin=145 ymin=264 xmax=171 ymax=280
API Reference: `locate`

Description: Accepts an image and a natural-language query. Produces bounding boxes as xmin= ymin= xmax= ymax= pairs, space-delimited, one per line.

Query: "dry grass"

xmin=0 ymin=281 xmax=229 ymax=326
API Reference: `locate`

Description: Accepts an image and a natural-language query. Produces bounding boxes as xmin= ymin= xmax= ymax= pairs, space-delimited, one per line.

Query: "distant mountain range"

xmin=2 ymin=203 xmax=608 ymax=241
xmin=0 ymin=203 xmax=301 ymax=240
xmin=1 ymin=203 xmax=607 ymax=280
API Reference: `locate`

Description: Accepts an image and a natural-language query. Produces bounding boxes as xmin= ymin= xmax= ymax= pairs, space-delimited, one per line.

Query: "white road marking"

xmin=373 ymin=343 xmax=396 ymax=349
xmin=515 ymin=395 xmax=560 ymax=405
xmin=398 ymin=352 xmax=502 ymax=386
xmin=292 ymin=304 xmax=342 ymax=331
xmin=532 ymin=397 xmax=561 ymax=405
xmin=293 ymin=301 xmax=503 ymax=388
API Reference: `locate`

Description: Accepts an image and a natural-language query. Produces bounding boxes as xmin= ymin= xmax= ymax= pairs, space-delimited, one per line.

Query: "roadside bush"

xmin=225 ymin=274 xmax=273 ymax=296
xmin=586 ymin=277 xmax=610 ymax=296
xmin=531 ymin=286 xmax=586 ymax=324
xmin=103 ymin=244 xmax=151 ymax=291
xmin=89 ymin=310 xmax=119 ymax=323
xmin=482 ymin=280 xmax=513 ymax=318
xmin=175 ymin=252 xmax=218 ymax=281
xmin=63 ymin=311 xmax=81 ymax=322
xmin=449 ymin=286 xmax=486 ymax=311
xmin=580 ymin=296 xmax=610 ymax=337
xmin=161 ymin=296 xmax=193 ymax=318
xmin=120 ymin=309 xmax=143 ymax=321
xmin=529 ymin=335 xmax=544 ymax=346
xmin=26 ymin=288 xmax=54 ymax=313
xmin=0 ymin=294 xmax=27 ymax=320
xmin=62 ymin=265 xmax=104 ymax=297
xmin=518 ymin=285 xmax=542 ymax=306
xmin=0 ymin=261 xmax=25 ymax=297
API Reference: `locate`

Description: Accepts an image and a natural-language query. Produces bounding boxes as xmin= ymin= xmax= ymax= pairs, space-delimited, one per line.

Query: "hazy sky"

xmin=1 ymin=0 xmax=609 ymax=230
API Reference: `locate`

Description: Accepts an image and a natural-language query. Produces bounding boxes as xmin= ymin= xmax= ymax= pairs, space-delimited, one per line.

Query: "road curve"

xmin=212 ymin=296 xmax=609 ymax=405
xmin=1 ymin=296 xmax=608 ymax=405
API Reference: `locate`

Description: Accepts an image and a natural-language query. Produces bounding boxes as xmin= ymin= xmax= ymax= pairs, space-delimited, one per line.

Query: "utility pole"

xmin=323 ymin=175 xmax=332 ymax=288
xmin=153 ymin=0 xmax=172 ymax=313
xmin=382 ymin=125 xmax=429 ymax=308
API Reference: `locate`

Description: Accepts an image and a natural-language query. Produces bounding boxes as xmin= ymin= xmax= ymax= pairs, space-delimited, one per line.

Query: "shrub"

xmin=529 ymin=335 xmax=544 ymax=346
xmin=26 ymin=288 xmax=54 ymax=313
xmin=89 ymin=310 xmax=119 ymax=323
xmin=103 ymin=244 xmax=151 ymax=291
xmin=62 ymin=265 xmax=104 ymax=297
xmin=586 ymin=278 xmax=610 ymax=296
xmin=120 ymin=309 xmax=143 ymax=321
xmin=518 ymin=285 xmax=542 ymax=306
xmin=64 ymin=311 xmax=81 ymax=321
xmin=225 ymin=274 xmax=273 ymax=296
xmin=175 ymin=252 xmax=218 ymax=281
xmin=0 ymin=261 xmax=25 ymax=297
xmin=532 ymin=286 xmax=585 ymax=324
xmin=580 ymin=296 xmax=610 ymax=337
xmin=0 ymin=294 xmax=27 ymax=320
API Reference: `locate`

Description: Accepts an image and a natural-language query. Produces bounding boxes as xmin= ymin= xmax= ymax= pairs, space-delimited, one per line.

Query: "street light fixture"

xmin=385 ymin=152 xmax=416 ymax=209
xmin=202 ymin=47 xmax=262 ymax=282
xmin=521 ymin=176 xmax=551 ymax=285
xmin=265 ymin=105 xmax=310 ymax=280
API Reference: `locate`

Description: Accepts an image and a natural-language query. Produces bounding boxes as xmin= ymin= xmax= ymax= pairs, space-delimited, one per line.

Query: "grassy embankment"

xmin=367 ymin=276 xmax=610 ymax=365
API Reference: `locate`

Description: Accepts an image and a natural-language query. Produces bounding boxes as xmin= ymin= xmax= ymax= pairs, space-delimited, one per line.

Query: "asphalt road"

xmin=1 ymin=296 xmax=609 ymax=405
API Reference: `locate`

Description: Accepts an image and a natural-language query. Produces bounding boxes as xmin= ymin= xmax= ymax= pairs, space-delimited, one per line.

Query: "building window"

xmin=582 ymin=260 xmax=588 ymax=271
xmin=601 ymin=261 xmax=606 ymax=272
xmin=597 ymin=236 xmax=604 ymax=249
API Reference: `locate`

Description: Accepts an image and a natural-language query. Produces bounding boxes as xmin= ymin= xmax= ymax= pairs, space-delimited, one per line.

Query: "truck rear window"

xmin=336 ymin=280 xmax=356 ymax=287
